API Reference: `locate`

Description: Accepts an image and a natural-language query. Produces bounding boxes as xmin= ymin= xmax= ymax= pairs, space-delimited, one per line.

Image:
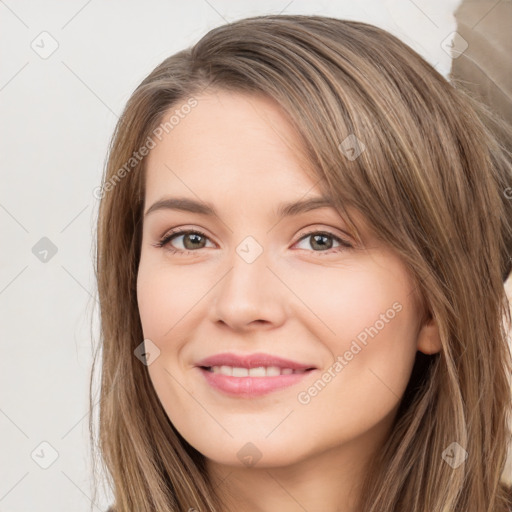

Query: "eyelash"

xmin=152 ymin=228 xmax=353 ymax=256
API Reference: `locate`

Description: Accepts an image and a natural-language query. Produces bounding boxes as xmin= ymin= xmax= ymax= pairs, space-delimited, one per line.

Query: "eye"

xmin=152 ymin=228 xmax=353 ymax=256
xmin=293 ymin=230 xmax=353 ymax=254
xmin=153 ymin=229 xmax=214 ymax=255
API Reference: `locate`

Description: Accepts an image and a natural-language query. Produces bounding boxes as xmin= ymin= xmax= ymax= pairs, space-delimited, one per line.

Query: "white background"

xmin=3 ymin=0 xmax=505 ymax=510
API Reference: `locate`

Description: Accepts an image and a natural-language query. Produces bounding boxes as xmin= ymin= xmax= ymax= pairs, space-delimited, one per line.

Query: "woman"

xmin=91 ymin=14 xmax=512 ymax=512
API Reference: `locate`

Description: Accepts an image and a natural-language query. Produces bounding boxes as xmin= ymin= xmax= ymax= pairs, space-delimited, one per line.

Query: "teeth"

xmin=210 ymin=366 xmax=304 ymax=377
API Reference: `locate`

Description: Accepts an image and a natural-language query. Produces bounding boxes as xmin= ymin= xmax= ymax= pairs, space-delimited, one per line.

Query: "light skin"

xmin=136 ymin=90 xmax=442 ymax=512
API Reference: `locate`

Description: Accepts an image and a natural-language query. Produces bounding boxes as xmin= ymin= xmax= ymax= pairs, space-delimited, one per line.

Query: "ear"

xmin=416 ymin=313 xmax=442 ymax=355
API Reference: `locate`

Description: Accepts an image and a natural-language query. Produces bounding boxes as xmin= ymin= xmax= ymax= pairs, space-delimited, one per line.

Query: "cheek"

xmin=136 ymin=254 xmax=219 ymax=385
xmin=136 ymin=255 xmax=207 ymax=338
xmin=290 ymin=261 xmax=418 ymax=417
xmin=137 ymin=265 xmax=171 ymax=338
xmin=136 ymin=259 xmax=199 ymax=396
xmin=286 ymin=259 xmax=414 ymax=342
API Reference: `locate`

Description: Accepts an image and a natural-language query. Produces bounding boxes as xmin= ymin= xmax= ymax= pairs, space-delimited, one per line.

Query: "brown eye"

xmin=294 ymin=231 xmax=352 ymax=253
xmin=156 ymin=229 xmax=214 ymax=254
xmin=180 ymin=232 xmax=207 ymax=250
xmin=309 ymin=233 xmax=334 ymax=250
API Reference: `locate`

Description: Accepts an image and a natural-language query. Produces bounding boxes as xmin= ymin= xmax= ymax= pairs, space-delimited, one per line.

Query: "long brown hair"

xmin=90 ymin=14 xmax=512 ymax=512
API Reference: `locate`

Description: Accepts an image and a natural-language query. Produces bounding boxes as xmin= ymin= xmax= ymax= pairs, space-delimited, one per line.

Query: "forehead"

xmin=143 ymin=90 xmax=318 ymax=199
xmin=141 ymin=90 xmax=380 ymax=246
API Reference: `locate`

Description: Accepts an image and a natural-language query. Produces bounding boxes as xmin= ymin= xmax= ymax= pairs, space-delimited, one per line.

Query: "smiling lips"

xmin=196 ymin=351 xmax=316 ymax=371
xmin=195 ymin=352 xmax=317 ymax=397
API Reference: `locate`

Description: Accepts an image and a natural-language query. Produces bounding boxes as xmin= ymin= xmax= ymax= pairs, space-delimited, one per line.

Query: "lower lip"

xmin=197 ymin=367 xmax=316 ymax=397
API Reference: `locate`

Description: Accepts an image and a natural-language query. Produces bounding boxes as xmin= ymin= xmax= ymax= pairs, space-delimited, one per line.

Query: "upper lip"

xmin=195 ymin=352 xmax=316 ymax=370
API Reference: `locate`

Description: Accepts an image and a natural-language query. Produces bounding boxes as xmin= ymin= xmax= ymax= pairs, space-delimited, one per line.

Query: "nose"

xmin=209 ymin=243 xmax=287 ymax=331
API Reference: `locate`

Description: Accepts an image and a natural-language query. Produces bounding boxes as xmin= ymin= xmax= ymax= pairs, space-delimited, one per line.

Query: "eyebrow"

xmin=143 ymin=195 xmax=336 ymax=219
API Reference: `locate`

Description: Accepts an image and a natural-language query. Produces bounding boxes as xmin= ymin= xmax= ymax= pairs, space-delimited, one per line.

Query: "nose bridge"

xmin=210 ymin=234 xmax=285 ymax=328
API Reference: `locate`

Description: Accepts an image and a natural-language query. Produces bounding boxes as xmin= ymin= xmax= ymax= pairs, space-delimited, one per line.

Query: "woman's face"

xmin=136 ymin=90 xmax=440 ymax=471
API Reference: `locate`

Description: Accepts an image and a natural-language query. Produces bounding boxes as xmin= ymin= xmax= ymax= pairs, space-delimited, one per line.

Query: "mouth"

xmin=195 ymin=352 xmax=317 ymax=373
xmin=196 ymin=364 xmax=318 ymax=398
xmin=199 ymin=365 xmax=316 ymax=377
xmin=194 ymin=352 xmax=318 ymax=396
